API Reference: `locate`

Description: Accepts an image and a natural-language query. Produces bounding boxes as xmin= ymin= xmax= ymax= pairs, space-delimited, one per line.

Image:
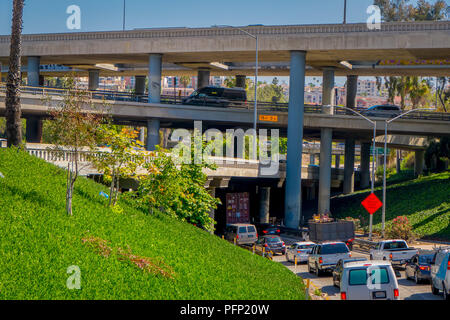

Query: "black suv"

xmin=182 ymin=86 xmax=247 ymax=107
xmin=255 ymin=223 xmax=281 ymax=237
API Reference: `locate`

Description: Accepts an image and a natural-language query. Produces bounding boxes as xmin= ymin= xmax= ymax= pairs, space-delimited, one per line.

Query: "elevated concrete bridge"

xmin=1 ymin=21 xmax=449 ymax=229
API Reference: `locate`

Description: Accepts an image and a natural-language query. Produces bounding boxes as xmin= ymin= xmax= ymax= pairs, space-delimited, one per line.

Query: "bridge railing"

xmin=2 ymin=84 xmax=450 ymax=121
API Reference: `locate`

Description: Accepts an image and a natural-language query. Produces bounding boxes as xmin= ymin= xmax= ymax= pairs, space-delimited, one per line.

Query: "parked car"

xmin=332 ymin=257 xmax=368 ymax=287
xmin=361 ymin=104 xmax=401 ymax=118
xmin=182 ymin=86 xmax=247 ymax=107
xmin=369 ymin=240 xmax=418 ymax=267
xmin=254 ymin=223 xmax=281 ymax=237
xmin=430 ymin=247 xmax=450 ymax=300
xmin=255 ymin=235 xmax=286 ymax=255
xmin=224 ymin=223 xmax=258 ymax=245
xmin=285 ymin=241 xmax=315 ymax=263
xmin=340 ymin=261 xmax=399 ymax=300
xmin=308 ymin=242 xmax=351 ymax=276
xmin=0 ymin=138 xmax=6 ymax=148
xmin=405 ymin=251 xmax=434 ymax=284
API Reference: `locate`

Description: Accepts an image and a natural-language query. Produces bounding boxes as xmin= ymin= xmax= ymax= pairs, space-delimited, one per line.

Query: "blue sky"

xmin=0 ymin=0 xmax=407 ymax=34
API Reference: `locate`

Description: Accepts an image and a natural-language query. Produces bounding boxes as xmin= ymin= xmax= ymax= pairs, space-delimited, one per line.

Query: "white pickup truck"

xmin=369 ymin=240 xmax=418 ymax=266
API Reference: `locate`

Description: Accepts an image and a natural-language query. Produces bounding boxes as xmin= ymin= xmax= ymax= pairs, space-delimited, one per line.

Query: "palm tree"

xmin=179 ymin=76 xmax=191 ymax=96
xmin=5 ymin=0 xmax=25 ymax=147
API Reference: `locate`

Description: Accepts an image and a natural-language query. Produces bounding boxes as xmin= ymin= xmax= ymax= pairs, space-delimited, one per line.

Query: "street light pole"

xmin=343 ymin=0 xmax=347 ymax=24
xmin=214 ymin=25 xmax=259 ymax=159
xmin=336 ymin=106 xmax=377 ymax=240
xmin=381 ymin=108 xmax=435 ymax=238
xmin=122 ymin=0 xmax=126 ymax=31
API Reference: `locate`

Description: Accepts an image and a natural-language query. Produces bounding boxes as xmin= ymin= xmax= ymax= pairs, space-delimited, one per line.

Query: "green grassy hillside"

xmin=331 ymin=171 xmax=450 ymax=240
xmin=0 ymin=148 xmax=305 ymax=300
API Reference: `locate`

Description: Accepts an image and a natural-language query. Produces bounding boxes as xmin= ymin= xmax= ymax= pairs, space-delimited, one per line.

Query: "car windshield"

xmin=419 ymin=255 xmax=434 ymax=264
xmin=321 ymin=243 xmax=349 ymax=254
xmin=384 ymin=241 xmax=407 ymax=250
xmin=298 ymin=244 xmax=315 ymax=249
xmin=267 ymin=237 xmax=281 ymax=243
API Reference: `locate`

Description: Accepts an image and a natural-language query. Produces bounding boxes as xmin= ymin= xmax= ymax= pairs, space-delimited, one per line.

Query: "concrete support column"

xmin=88 ymin=69 xmax=100 ymax=91
xmin=346 ymin=75 xmax=358 ymax=109
xmin=360 ymin=143 xmax=371 ymax=189
xmin=322 ymin=68 xmax=335 ymax=106
xmin=284 ymin=50 xmax=306 ymax=229
xmin=318 ymin=128 xmax=333 ymax=214
xmin=146 ymin=119 xmax=160 ymax=151
xmin=259 ymin=187 xmax=270 ymax=224
xmin=25 ymin=116 xmax=43 ymax=143
xmin=197 ymin=69 xmax=210 ymax=89
xmin=235 ymin=75 xmax=246 ymax=88
xmin=343 ymin=138 xmax=356 ymax=194
xmin=27 ymin=56 xmax=40 ymax=87
xmin=396 ymin=150 xmax=402 ymax=174
xmin=335 ymin=155 xmax=341 ymax=169
xmin=139 ymin=127 xmax=145 ymax=145
xmin=148 ymin=54 xmax=162 ymax=103
xmin=135 ymin=75 xmax=146 ymax=96
xmin=414 ymin=150 xmax=425 ymax=176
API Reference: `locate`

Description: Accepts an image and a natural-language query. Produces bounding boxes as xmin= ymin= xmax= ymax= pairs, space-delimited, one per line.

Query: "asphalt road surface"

xmin=274 ymin=236 xmax=443 ymax=301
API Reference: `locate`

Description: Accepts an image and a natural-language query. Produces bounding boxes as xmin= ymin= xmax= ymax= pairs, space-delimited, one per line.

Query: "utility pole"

xmin=122 ymin=0 xmax=126 ymax=31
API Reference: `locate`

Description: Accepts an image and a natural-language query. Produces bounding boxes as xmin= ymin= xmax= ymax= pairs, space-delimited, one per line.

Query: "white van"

xmin=224 ymin=223 xmax=258 ymax=245
xmin=340 ymin=261 xmax=399 ymax=300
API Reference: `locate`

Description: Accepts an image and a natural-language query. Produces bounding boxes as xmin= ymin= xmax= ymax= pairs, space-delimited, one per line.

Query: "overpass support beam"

xmin=26 ymin=57 xmax=43 ymax=143
xmin=414 ymin=150 xmax=425 ymax=176
xmin=236 ymin=75 xmax=246 ymax=88
xmin=335 ymin=155 xmax=341 ymax=169
xmin=318 ymin=128 xmax=333 ymax=214
xmin=284 ymin=50 xmax=306 ymax=229
xmin=27 ymin=56 xmax=40 ymax=87
xmin=360 ymin=143 xmax=371 ymax=189
xmin=343 ymin=138 xmax=355 ymax=194
xmin=146 ymin=119 xmax=160 ymax=151
xmin=88 ymin=69 xmax=100 ymax=91
xmin=259 ymin=187 xmax=270 ymax=224
xmin=25 ymin=116 xmax=43 ymax=143
xmin=197 ymin=69 xmax=210 ymax=89
xmin=148 ymin=54 xmax=162 ymax=103
xmin=346 ymin=75 xmax=358 ymax=109
xmin=135 ymin=75 xmax=146 ymax=96
xmin=317 ymin=68 xmax=335 ymax=214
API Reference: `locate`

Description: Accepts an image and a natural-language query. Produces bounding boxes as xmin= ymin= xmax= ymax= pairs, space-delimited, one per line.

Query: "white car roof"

xmin=344 ymin=260 xmax=392 ymax=269
xmin=294 ymin=242 xmax=315 ymax=245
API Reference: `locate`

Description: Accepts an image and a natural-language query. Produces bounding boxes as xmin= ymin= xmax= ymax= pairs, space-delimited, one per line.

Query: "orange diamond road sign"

xmin=361 ymin=193 xmax=383 ymax=215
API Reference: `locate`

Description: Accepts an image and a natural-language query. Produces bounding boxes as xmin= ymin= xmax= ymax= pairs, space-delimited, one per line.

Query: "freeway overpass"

xmin=1 ymin=20 xmax=449 ymax=229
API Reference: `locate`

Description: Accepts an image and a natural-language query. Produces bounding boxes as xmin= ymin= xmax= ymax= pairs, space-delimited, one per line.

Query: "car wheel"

xmin=443 ymin=283 xmax=449 ymax=301
xmin=414 ymin=272 xmax=420 ymax=284
xmin=333 ymin=275 xmax=338 ymax=288
xmin=308 ymin=262 xmax=313 ymax=274
xmin=431 ymin=281 xmax=440 ymax=295
xmin=369 ymin=255 xmax=373 ymax=260
xmin=315 ymin=263 xmax=321 ymax=277
xmin=286 ymin=253 xmax=290 ymax=262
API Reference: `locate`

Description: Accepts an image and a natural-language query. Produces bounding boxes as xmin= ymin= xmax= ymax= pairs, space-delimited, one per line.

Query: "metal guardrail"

xmin=2 ymin=85 xmax=449 ymax=121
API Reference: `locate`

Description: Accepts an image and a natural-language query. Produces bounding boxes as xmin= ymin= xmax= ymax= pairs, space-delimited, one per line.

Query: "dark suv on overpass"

xmin=182 ymin=86 xmax=247 ymax=107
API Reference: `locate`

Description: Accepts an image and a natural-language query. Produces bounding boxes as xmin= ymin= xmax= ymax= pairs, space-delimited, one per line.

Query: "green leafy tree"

xmin=92 ymin=125 xmax=145 ymax=207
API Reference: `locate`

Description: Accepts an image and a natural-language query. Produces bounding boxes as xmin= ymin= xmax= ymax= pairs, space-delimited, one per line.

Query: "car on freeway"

xmin=369 ymin=240 xmax=418 ymax=267
xmin=285 ymin=241 xmax=315 ymax=264
xmin=0 ymin=138 xmax=6 ymax=148
xmin=405 ymin=251 xmax=435 ymax=284
xmin=182 ymin=86 xmax=247 ymax=108
xmin=332 ymin=257 xmax=368 ymax=288
xmin=430 ymin=247 xmax=450 ymax=300
xmin=361 ymin=104 xmax=401 ymax=118
xmin=340 ymin=261 xmax=399 ymax=300
xmin=255 ymin=235 xmax=286 ymax=255
xmin=254 ymin=223 xmax=281 ymax=237
xmin=308 ymin=242 xmax=351 ymax=276
xmin=224 ymin=223 xmax=258 ymax=245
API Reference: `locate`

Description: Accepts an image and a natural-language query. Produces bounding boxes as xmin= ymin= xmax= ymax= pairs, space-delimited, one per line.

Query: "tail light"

xmin=236 ymin=235 xmax=239 ymax=239
xmin=282 ymin=242 xmax=285 ymax=247
xmin=319 ymin=257 xmax=323 ymax=264
xmin=263 ymin=230 xmax=268 ymax=234
xmin=256 ymin=233 xmax=258 ymax=238
xmin=340 ymin=292 xmax=347 ymax=300
xmin=419 ymin=266 xmax=429 ymax=271
xmin=389 ymin=253 xmax=393 ymax=260
xmin=447 ymin=260 xmax=450 ymax=271
xmin=264 ymin=244 xmax=268 ymax=247
xmin=349 ymin=253 xmax=352 ymax=257
xmin=394 ymin=289 xmax=399 ymax=298
xmin=297 ymin=250 xmax=302 ymax=253
xmin=276 ymin=229 xmax=280 ymax=233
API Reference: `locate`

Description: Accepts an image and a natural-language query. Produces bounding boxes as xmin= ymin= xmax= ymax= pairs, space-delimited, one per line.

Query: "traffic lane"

xmin=273 ymin=252 xmax=442 ymax=300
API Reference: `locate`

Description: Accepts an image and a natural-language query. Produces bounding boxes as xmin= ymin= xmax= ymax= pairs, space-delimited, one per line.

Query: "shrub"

xmin=387 ymin=216 xmax=416 ymax=240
